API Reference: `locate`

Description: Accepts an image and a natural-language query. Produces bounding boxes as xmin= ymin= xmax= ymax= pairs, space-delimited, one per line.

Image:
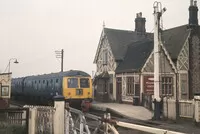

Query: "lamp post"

xmin=8 ymin=58 xmax=19 ymax=73
xmin=153 ymin=1 xmax=166 ymax=120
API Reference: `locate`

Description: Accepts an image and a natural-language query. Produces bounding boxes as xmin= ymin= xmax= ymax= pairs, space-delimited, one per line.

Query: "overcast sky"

xmin=0 ymin=0 xmax=197 ymax=77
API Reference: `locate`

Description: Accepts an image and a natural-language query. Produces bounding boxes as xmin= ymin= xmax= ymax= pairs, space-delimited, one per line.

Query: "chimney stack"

xmin=189 ymin=0 xmax=198 ymax=26
xmin=135 ymin=12 xmax=146 ymax=35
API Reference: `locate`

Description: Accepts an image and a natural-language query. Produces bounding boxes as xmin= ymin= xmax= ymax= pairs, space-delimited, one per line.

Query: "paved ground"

xmin=91 ymin=102 xmax=153 ymax=120
xmin=91 ymin=102 xmax=200 ymax=134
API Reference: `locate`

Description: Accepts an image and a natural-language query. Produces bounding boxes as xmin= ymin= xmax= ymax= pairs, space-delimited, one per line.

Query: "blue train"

xmin=11 ymin=70 xmax=93 ymax=105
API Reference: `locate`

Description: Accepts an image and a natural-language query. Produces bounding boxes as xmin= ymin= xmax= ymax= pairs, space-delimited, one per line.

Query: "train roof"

xmin=13 ymin=70 xmax=90 ymax=80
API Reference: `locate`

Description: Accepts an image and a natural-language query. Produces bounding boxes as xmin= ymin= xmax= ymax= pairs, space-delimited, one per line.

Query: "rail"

xmin=65 ymin=105 xmax=118 ymax=134
xmin=66 ymin=105 xmax=186 ymax=134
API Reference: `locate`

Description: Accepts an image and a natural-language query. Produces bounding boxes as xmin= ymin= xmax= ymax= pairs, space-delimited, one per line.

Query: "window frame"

xmin=161 ymin=77 xmax=173 ymax=96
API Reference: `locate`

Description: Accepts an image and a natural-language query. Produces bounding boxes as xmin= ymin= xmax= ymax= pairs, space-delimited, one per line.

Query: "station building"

xmin=93 ymin=1 xmax=200 ymax=108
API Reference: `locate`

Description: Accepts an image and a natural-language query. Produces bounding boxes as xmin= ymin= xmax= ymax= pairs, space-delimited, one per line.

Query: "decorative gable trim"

xmin=93 ymin=29 xmax=105 ymax=63
xmin=177 ymin=31 xmax=191 ymax=71
xmin=141 ymin=43 xmax=177 ymax=73
xmin=160 ymin=43 xmax=177 ymax=73
xmin=141 ymin=51 xmax=154 ymax=72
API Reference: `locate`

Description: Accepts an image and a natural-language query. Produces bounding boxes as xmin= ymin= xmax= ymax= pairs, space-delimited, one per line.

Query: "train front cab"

xmin=62 ymin=76 xmax=93 ymax=107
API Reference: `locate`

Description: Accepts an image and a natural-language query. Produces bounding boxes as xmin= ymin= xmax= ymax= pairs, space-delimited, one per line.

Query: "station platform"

xmin=91 ymin=102 xmax=153 ymax=120
xmin=91 ymin=102 xmax=200 ymax=134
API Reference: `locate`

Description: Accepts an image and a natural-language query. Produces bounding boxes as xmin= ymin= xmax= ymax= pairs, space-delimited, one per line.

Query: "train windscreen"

xmin=68 ymin=78 xmax=78 ymax=88
xmin=80 ymin=78 xmax=90 ymax=88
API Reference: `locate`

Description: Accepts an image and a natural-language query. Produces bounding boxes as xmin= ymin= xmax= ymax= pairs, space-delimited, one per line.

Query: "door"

xmin=116 ymin=77 xmax=122 ymax=103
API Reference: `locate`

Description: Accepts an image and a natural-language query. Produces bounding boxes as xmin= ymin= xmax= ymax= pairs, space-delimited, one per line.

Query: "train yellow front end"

xmin=62 ymin=76 xmax=93 ymax=106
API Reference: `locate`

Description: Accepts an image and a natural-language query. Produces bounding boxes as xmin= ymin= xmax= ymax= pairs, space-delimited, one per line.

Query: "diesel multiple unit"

xmin=11 ymin=70 xmax=93 ymax=105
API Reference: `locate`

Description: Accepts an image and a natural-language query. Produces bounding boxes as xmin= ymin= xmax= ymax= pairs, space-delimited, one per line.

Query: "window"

xmin=135 ymin=84 xmax=140 ymax=96
xmin=46 ymin=81 xmax=49 ymax=87
xmin=56 ymin=79 xmax=59 ymax=83
xmin=1 ymin=86 xmax=9 ymax=97
xmin=80 ymin=78 xmax=90 ymax=88
xmin=103 ymin=50 xmax=108 ymax=65
xmin=68 ymin=78 xmax=78 ymax=88
xmin=127 ymin=77 xmax=134 ymax=95
xmin=161 ymin=77 xmax=173 ymax=96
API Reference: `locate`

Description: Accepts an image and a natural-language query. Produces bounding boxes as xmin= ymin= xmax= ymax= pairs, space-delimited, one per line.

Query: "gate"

xmin=142 ymin=93 xmax=153 ymax=110
xmin=0 ymin=108 xmax=29 ymax=134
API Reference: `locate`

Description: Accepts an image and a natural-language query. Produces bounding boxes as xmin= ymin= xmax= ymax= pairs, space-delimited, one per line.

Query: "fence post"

xmin=54 ymin=95 xmax=65 ymax=134
xmin=194 ymin=96 xmax=200 ymax=124
xmin=29 ymin=107 xmax=36 ymax=134
xmin=65 ymin=103 xmax=70 ymax=134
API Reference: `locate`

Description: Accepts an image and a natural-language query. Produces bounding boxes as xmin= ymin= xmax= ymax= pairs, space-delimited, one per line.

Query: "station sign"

xmin=143 ymin=76 xmax=154 ymax=95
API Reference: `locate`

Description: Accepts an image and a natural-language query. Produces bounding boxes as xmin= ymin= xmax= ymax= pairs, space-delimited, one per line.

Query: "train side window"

xmin=56 ymin=79 xmax=59 ymax=83
xmin=80 ymin=78 xmax=90 ymax=88
xmin=47 ymin=81 xmax=49 ymax=87
xmin=43 ymin=80 xmax=45 ymax=84
xmin=68 ymin=78 xmax=78 ymax=88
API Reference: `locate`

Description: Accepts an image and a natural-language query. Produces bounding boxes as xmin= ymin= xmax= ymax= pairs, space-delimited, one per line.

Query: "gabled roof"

xmin=116 ymin=39 xmax=153 ymax=73
xmin=94 ymin=24 xmax=196 ymax=73
xmin=162 ymin=25 xmax=191 ymax=60
xmin=104 ymin=28 xmax=153 ymax=60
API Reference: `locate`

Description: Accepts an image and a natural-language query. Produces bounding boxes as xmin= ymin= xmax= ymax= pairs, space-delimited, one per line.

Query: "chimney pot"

xmin=191 ymin=0 xmax=194 ymax=6
xmin=194 ymin=0 xmax=197 ymax=7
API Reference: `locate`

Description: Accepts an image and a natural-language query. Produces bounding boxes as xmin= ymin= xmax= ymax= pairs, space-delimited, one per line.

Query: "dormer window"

xmin=103 ymin=50 xmax=108 ymax=65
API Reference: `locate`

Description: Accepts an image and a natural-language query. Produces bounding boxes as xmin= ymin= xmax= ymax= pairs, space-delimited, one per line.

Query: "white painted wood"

xmin=153 ymin=4 xmax=161 ymax=101
xmin=29 ymin=108 xmax=36 ymax=134
xmin=108 ymin=124 xmax=119 ymax=134
xmin=113 ymin=76 xmax=117 ymax=100
xmin=116 ymin=121 xmax=185 ymax=134
xmin=65 ymin=109 xmax=69 ymax=134
xmin=0 ymin=73 xmax=12 ymax=98
xmin=177 ymin=39 xmax=190 ymax=71
xmin=179 ymin=100 xmax=194 ymax=118
xmin=54 ymin=100 xmax=65 ymax=134
xmin=140 ymin=74 xmax=144 ymax=103
xmin=194 ymin=96 xmax=200 ymax=122
xmin=80 ymin=115 xmax=84 ymax=134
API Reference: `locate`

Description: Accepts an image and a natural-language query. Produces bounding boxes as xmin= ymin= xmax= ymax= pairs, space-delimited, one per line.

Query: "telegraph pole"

xmin=153 ymin=2 xmax=166 ymax=120
xmin=55 ymin=49 xmax=64 ymax=72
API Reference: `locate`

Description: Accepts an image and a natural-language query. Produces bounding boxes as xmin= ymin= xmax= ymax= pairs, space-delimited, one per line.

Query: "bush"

xmin=0 ymin=124 xmax=27 ymax=134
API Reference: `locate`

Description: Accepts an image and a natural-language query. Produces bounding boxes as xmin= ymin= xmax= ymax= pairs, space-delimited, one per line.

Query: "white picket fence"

xmin=163 ymin=96 xmax=200 ymax=122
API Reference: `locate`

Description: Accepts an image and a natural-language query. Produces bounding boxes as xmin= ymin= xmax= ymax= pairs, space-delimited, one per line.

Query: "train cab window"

xmin=68 ymin=78 xmax=78 ymax=88
xmin=80 ymin=78 xmax=90 ymax=88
